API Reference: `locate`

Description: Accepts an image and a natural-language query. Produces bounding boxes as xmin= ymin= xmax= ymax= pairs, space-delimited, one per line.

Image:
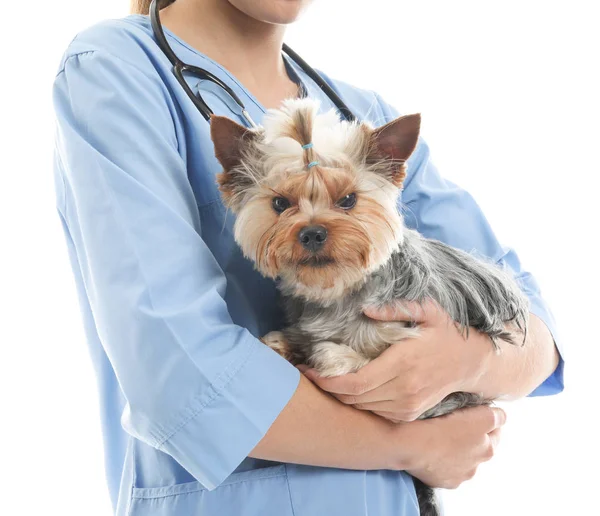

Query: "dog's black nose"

xmin=298 ymin=225 xmax=328 ymax=252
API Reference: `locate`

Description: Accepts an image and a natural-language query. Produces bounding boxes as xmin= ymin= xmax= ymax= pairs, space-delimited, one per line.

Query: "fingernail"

xmin=494 ymin=408 xmax=507 ymax=427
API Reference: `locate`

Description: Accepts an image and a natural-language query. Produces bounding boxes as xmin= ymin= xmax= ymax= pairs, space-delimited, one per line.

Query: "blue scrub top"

xmin=52 ymin=14 xmax=564 ymax=516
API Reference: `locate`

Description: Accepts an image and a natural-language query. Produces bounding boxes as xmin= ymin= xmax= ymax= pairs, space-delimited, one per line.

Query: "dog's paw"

xmin=260 ymin=331 xmax=293 ymax=361
xmin=309 ymin=342 xmax=371 ymax=377
xmin=374 ymin=320 xmax=421 ymax=345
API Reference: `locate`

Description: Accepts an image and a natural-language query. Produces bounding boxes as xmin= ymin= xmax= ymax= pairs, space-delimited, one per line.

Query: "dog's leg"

xmin=261 ymin=331 xmax=295 ymax=362
xmin=346 ymin=319 xmax=421 ymax=361
xmin=371 ymin=320 xmax=420 ymax=348
xmin=420 ymin=391 xmax=487 ymax=419
xmin=308 ymin=341 xmax=371 ymax=377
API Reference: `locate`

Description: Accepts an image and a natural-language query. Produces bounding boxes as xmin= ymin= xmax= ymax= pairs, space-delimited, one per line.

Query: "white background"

xmin=1 ymin=1 xmax=598 ymax=515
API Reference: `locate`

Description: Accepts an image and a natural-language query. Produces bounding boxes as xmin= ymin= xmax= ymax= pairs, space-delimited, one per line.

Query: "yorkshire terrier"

xmin=210 ymin=99 xmax=529 ymax=516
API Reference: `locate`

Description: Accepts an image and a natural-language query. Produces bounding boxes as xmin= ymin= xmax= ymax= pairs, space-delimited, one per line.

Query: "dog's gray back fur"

xmin=281 ymin=227 xmax=529 ymax=416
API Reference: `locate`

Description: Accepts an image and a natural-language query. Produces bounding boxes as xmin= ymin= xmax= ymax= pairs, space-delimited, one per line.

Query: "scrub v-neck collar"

xmin=139 ymin=15 xmax=311 ymax=116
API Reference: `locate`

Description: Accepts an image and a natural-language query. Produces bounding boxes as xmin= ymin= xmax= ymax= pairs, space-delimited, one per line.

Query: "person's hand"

xmin=301 ymin=299 xmax=494 ymax=422
xmin=399 ymin=405 xmax=506 ymax=489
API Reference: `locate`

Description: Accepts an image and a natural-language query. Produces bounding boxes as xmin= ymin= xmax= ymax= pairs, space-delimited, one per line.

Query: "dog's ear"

xmin=210 ymin=115 xmax=261 ymax=211
xmin=366 ymin=113 xmax=421 ymax=187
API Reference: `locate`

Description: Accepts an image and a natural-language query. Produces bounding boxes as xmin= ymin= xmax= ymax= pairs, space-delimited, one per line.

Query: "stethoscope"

xmin=149 ymin=0 xmax=357 ymax=128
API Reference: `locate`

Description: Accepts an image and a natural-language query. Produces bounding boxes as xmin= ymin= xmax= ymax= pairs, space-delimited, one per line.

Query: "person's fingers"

xmin=304 ymin=344 xmax=407 ymax=395
xmin=346 ymin=399 xmax=397 ymax=412
xmin=372 ymin=410 xmax=404 ymax=423
xmin=491 ymin=407 xmax=507 ymax=429
xmin=488 ymin=427 xmax=502 ymax=450
xmin=455 ymin=405 xmax=507 ymax=433
xmin=477 ymin=406 xmax=507 ymax=431
xmin=363 ymin=298 xmax=442 ymax=323
xmin=296 ymin=364 xmax=310 ymax=373
xmin=303 ymin=368 xmax=380 ymax=396
xmin=363 ymin=301 xmax=416 ymax=322
xmin=333 ymin=377 xmax=397 ymax=404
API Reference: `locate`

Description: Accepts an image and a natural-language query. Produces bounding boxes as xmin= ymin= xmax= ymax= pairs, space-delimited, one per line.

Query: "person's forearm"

xmin=468 ymin=313 xmax=559 ymax=400
xmin=253 ymin=376 xmax=509 ymax=490
xmin=250 ymin=375 xmax=406 ymax=470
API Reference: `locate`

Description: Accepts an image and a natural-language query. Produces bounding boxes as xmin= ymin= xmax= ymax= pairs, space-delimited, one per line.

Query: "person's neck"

xmin=160 ymin=0 xmax=299 ymax=110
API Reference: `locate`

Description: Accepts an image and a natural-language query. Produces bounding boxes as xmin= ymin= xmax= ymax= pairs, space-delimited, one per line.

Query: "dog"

xmin=210 ymin=98 xmax=529 ymax=516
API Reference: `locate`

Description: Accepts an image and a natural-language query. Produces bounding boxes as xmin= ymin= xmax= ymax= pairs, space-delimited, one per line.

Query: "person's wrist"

xmin=458 ymin=329 xmax=494 ymax=393
xmin=385 ymin=419 xmax=424 ymax=471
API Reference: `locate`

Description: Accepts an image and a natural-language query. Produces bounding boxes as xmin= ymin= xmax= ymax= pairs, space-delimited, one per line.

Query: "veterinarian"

xmin=52 ymin=1 xmax=564 ymax=515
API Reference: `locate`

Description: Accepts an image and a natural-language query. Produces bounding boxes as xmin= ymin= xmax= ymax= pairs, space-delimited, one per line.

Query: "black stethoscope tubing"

xmin=149 ymin=0 xmax=357 ymax=126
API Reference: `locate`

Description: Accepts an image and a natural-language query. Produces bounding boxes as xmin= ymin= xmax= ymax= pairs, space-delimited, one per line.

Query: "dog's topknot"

xmin=260 ymin=98 xmax=362 ymax=170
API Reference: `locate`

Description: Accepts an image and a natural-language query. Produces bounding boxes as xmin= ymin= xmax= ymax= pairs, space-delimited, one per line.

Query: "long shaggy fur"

xmin=210 ymin=98 xmax=529 ymax=516
xmin=279 ymin=228 xmax=528 ymax=375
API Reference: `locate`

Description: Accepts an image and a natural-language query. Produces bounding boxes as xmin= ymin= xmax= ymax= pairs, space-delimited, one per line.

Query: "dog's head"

xmin=211 ymin=99 xmax=420 ymax=303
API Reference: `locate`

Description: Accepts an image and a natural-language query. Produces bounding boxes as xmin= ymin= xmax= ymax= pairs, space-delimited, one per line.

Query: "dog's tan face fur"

xmin=211 ymin=99 xmax=421 ymax=303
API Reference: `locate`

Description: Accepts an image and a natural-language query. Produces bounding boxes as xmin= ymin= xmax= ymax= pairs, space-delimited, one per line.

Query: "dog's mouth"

xmin=298 ymin=256 xmax=335 ymax=268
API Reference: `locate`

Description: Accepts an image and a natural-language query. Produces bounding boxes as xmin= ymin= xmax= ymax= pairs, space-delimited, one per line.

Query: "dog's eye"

xmin=272 ymin=197 xmax=291 ymax=214
xmin=337 ymin=193 xmax=357 ymax=210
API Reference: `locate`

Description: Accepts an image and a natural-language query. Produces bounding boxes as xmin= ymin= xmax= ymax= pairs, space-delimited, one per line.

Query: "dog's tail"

xmin=413 ymin=478 xmax=440 ymax=516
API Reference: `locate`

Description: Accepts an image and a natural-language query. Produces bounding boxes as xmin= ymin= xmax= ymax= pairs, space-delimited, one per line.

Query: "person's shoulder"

xmin=56 ymin=15 xmax=158 ymax=75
